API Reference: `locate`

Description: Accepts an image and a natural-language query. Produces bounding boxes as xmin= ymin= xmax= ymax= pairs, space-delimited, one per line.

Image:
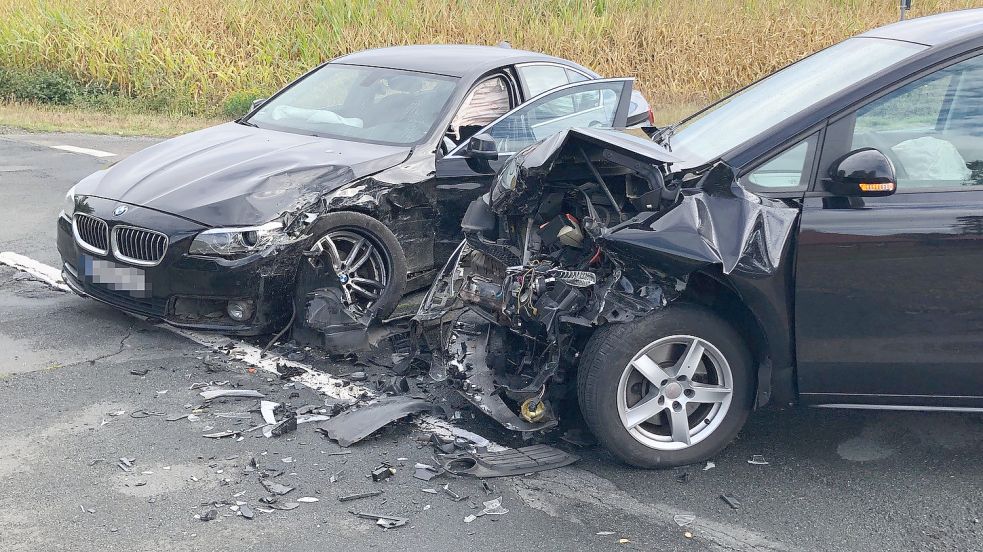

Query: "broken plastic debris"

xmin=130 ymin=368 xmax=149 ymax=376
xmin=338 ymin=490 xmax=383 ymax=503
xmin=296 ymin=497 xmax=319 ymax=503
xmin=317 ymin=397 xmax=433 ymax=447
xmin=260 ymin=479 xmax=295 ymax=496
xmin=703 ymin=461 xmax=716 ymax=471
xmin=720 ymin=494 xmax=741 ymax=510
xmin=465 ymin=497 xmax=509 ymax=522
xmin=440 ymin=445 xmax=577 ymax=478
xmin=271 ymin=502 xmax=300 ymax=511
xmin=203 ymin=430 xmax=239 ymax=439
xmin=371 ymin=464 xmax=396 ymax=482
xmin=350 ymin=510 xmax=408 ymax=529
xmin=199 ymin=389 xmax=265 ymax=400
xmin=260 ymin=401 xmax=280 ymax=425
xmin=441 ymin=484 xmax=467 ymax=502
xmin=239 ymin=504 xmax=254 ymax=519
xmin=413 ymin=463 xmax=443 ymax=481
xmin=747 ymin=455 xmax=769 ymax=465
xmin=270 ymin=416 xmax=297 ymax=437
xmin=673 ymin=514 xmax=696 ymax=527
xmin=199 ymin=509 xmax=218 ymax=521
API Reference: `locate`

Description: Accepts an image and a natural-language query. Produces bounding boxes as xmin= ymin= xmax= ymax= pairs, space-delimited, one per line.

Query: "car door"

xmin=795 ymin=51 xmax=983 ymax=407
xmin=432 ymin=78 xmax=634 ymax=261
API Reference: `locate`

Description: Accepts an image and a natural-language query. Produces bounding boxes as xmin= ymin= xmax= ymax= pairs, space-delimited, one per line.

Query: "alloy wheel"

xmin=309 ymin=229 xmax=389 ymax=314
xmin=617 ymin=335 xmax=734 ymax=451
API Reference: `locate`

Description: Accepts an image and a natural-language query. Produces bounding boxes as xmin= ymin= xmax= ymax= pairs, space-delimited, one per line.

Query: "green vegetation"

xmin=0 ymin=0 xmax=981 ymax=130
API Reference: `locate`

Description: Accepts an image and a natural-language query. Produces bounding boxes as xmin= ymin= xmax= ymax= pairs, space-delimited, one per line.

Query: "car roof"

xmin=332 ymin=44 xmax=594 ymax=79
xmin=861 ymin=7 xmax=983 ymax=46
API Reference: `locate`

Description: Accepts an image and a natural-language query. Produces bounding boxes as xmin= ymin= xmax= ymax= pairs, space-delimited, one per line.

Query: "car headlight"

xmin=189 ymin=221 xmax=284 ymax=257
xmin=62 ymin=185 xmax=77 ymax=219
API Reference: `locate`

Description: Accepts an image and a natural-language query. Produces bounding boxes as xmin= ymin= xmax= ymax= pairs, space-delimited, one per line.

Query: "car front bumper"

xmin=57 ymin=198 xmax=299 ymax=335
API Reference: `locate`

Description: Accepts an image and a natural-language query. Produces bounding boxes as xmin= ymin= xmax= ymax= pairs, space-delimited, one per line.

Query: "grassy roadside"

xmin=0 ymin=100 xmax=701 ymax=137
xmin=0 ymin=102 xmax=224 ymax=136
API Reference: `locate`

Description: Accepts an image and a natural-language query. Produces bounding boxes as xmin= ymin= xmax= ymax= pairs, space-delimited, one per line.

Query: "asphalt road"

xmin=1 ymin=129 xmax=981 ymax=552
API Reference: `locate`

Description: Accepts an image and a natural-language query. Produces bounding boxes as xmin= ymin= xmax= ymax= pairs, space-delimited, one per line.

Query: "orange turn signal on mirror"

xmin=858 ymin=182 xmax=896 ymax=192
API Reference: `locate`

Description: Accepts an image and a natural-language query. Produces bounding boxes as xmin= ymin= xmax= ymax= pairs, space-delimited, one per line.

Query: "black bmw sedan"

xmin=57 ymin=45 xmax=647 ymax=335
xmin=415 ymin=8 xmax=983 ymax=467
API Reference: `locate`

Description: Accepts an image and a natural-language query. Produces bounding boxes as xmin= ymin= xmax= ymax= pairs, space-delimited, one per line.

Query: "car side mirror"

xmin=465 ymin=133 xmax=498 ymax=161
xmin=250 ymin=98 xmax=267 ymax=112
xmin=825 ymin=148 xmax=897 ymax=197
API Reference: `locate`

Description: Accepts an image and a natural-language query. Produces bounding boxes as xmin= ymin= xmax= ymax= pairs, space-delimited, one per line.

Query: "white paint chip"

xmin=51 ymin=145 xmax=116 ymax=158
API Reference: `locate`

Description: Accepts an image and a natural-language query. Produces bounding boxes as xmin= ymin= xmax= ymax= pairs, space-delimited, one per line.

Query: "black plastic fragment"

xmin=440 ymin=445 xmax=578 ymax=478
xmin=316 ymin=396 xmax=433 ymax=447
xmin=338 ymin=490 xmax=383 ymax=503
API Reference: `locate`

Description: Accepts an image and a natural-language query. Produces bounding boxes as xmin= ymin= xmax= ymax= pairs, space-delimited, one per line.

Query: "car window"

xmin=478 ymin=80 xmax=627 ymax=154
xmin=851 ymin=54 xmax=983 ymax=189
xmin=518 ymin=64 xmax=589 ymax=97
xmin=449 ymin=76 xmax=511 ymax=143
xmin=745 ymin=137 xmax=815 ymax=189
xmin=248 ymin=64 xmax=458 ymax=146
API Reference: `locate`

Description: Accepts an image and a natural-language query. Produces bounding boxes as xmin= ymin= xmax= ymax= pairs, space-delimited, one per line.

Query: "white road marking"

xmin=0 ymin=251 xmax=69 ymax=291
xmin=51 ymin=145 xmax=116 ymax=158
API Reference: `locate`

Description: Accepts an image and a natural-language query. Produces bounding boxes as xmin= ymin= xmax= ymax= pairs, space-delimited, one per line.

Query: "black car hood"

xmin=77 ymin=123 xmax=411 ymax=227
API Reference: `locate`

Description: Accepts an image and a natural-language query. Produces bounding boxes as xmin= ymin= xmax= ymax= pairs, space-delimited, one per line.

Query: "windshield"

xmin=247 ymin=64 xmax=458 ymax=146
xmin=669 ymin=37 xmax=928 ymax=165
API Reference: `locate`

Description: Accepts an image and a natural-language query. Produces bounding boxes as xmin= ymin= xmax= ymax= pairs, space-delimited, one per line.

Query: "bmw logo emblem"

xmin=114 ymin=205 xmax=128 ymax=216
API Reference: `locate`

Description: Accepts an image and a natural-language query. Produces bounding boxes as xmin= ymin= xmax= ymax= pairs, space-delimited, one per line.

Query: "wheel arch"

xmin=679 ymin=270 xmax=795 ymax=409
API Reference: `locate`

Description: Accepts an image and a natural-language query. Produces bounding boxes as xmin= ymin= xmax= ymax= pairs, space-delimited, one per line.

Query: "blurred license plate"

xmin=81 ymin=255 xmax=148 ymax=294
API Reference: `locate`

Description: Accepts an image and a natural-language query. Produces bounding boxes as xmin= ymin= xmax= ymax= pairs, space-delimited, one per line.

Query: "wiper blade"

xmin=237 ymin=119 xmax=259 ymax=128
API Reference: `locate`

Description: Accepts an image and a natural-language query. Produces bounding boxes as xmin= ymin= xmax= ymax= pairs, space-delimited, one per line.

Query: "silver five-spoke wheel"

xmin=617 ymin=335 xmax=734 ymax=451
xmin=309 ymin=229 xmax=389 ymax=314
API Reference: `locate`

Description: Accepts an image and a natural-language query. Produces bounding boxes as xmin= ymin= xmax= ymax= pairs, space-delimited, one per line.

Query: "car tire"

xmin=300 ymin=211 xmax=407 ymax=320
xmin=577 ymin=304 xmax=753 ymax=468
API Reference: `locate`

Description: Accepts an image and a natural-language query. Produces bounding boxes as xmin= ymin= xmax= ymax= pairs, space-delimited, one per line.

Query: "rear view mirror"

xmin=250 ymin=98 xmax=268 ymax=112
xmin=825 ymin=148 xmax=897 ymax=197
xmin=465 ymin=133 xmax=499 ymax=161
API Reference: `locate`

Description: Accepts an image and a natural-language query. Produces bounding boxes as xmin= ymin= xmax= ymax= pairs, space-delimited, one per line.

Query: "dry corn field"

xmin=2 ymin=0 xmax=982 ymax=116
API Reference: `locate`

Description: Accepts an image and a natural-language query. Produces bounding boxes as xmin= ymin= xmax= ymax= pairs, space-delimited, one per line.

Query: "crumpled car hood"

xmin=75 ymin=122 xmax=411 ymax=227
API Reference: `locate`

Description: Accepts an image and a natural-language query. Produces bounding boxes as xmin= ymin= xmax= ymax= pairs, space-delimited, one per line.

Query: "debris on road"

xmin=747 ymin=455 xmax=769 ymax=465
xmin=413 ymin=463 xmax=443 ymax=481
xmin=199 ymin=388 xmax=265 ymax=400
xmin=464 ymin=497 xmax=508 ymax=522
xmin=130 ymin=368 xmax=149 ymax=376
xmin=703 ymin=461 xmax=716 ymax=471
xmin=371 ymin=464 xmax=396 ymax=482
xmin=239 ymin=503 xmax=254 ymax=520
xmin=720 ymin=494 xmax=741 ymax=510
xmin=199 ymin=509 xmax=218 ymax=521
xmin=296 ymin=497 xmax=319 ymax=503
xmin=269 ymin=415 xmax=297 ymax=437
xmin=203 ymin=430 xmax=239 ymax=439
xmin=317 ymin=396 xmax=433 ymax=447
xmin=441 ymin=483 xmax=467 ymax=502
xmin=440 ymin=445 xmax=577 ymax=478
xmin=350 ymin=510 xmax=408 ymax=529
xmin=673 ymin=514 xmax=696 ymax=527
xmin=260 ymin=479 xmax=295 ymax=496
xmin=260 ymin=401 xmax=280 ymax=425
xmin=338 ymin=490 xmax=383 ymax=503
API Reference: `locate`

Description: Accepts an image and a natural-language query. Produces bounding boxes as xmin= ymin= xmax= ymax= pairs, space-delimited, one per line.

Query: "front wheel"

xmin=577 ymin=304 xmax=754 ymax=468
xmin=299 ymin=211 xmax=407 ymax=320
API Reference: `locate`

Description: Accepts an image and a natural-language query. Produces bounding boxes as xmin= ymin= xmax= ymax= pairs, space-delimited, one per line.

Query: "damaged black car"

xmin=57 ymin=44 xmax=648 ymax=336
xmin=415 ymin=10 xmax=983 ymax=467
